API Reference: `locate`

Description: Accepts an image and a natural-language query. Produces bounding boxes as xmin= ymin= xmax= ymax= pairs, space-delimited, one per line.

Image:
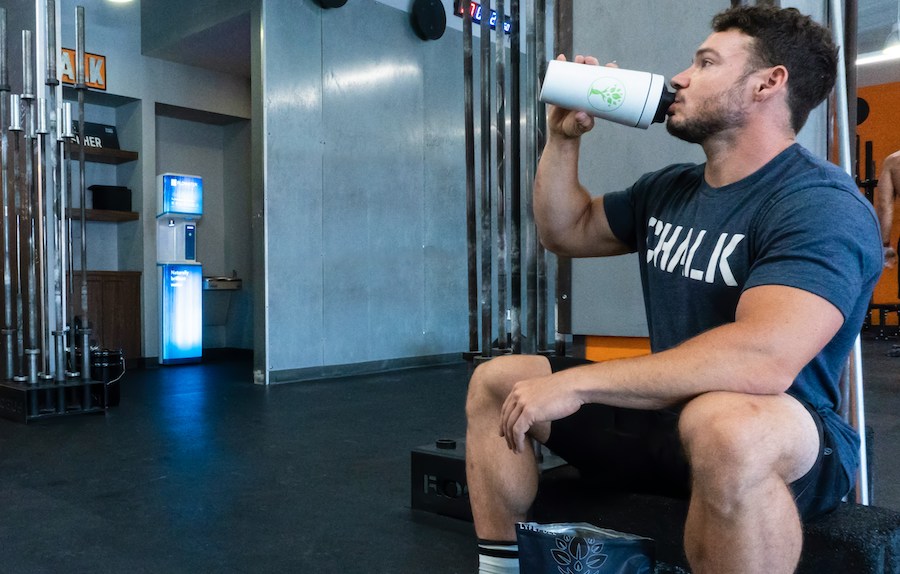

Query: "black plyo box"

xmin=410 ymin=438 xmax=567 ymax=521
xmin=89 ymin=185 xmax=132 ymax=211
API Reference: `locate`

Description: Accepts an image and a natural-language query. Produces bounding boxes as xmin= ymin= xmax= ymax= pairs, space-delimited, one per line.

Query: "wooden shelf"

xmin=65 ymin=143 xmax=139 ymax=165
xmin=65 ymin=208 xmax=139 ymax=222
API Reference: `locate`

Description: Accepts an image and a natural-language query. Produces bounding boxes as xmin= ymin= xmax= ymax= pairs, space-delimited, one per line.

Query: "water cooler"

xmin=157 ymin=174 xmax=203 ymax=364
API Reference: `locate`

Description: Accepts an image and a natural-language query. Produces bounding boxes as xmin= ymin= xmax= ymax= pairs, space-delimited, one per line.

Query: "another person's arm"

xmin=875 ymin=152 xmax=900 ymax=268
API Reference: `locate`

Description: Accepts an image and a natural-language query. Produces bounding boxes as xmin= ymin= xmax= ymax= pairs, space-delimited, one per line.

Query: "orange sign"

xmin=60 ymin=48 xmax=106 ymax=91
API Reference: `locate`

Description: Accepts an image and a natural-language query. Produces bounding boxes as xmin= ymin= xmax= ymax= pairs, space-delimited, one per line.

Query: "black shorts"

xmin=542 ymin=356 xmax=850 ymax=522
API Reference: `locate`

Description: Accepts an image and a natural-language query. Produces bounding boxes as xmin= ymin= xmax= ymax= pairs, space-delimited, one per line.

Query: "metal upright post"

xmin=495 ymin=0 xmax=508 ymax=354
xmin=35 ymin=95 xmax=52 ymax=384
xmin=534 ymin=0 xmax=548 ymax=353
xmin=62 ymin=100 xmax=78 ymax=378
xmin=75 ymin=6 xmax=91 ymax=383
xmin=0 ymin=7 xmax=13 ymax=381
xmin=44 ymin=0 xmax=67 ymax=413
xmin=829 ymin=0 xmax=868 ymax=506
xmin=479 ymin=0 xmax=493 ymax=358
xmin=9 ymin=92 xmax=25 ymax=383
xmin=522 ymin=0 xmax=538 ymax=354
xmin=553 ymin=0 xmax=573 ymax=357
xmin=463 ymin=3 xmax=478 ymax=356
xmin=22 ymin=30 xmax=40 ymax=386
xmin=509 ymin=0 xmax=522 ymax=354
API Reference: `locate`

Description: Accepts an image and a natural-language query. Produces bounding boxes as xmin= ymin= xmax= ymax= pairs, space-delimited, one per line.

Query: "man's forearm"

xmin=555 ymin=323 xmax=795 ymax=411
xmin=551 ymin=286 xmax=842 ymax=410
xmin=875 ymin=180 xmax=894 ymax=245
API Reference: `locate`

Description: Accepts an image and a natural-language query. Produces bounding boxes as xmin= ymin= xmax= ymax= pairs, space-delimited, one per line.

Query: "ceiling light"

xmin=885 ymin=0 xmax=900 ymax=55
xmin=885 ymin=22 xmax=900 ymax=56
xmin=857 ymin=51 xmax=899 ymax=66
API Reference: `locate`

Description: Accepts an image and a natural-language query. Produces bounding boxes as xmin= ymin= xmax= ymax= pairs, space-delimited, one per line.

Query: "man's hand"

xmin=546 ymin=54 xmax=602 ymax=140
xmin=885 ymin=245 xmax=897 ymax=269
xmin=499 ymin=374 xmax=584 ymax=454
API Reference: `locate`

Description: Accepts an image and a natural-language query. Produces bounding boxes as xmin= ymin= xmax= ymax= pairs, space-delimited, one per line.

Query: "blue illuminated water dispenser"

xmin=157 ymin=173 xmax=203 ymax=364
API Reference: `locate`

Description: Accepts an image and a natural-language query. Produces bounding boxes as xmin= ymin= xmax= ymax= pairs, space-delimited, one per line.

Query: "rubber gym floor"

xmin=0 ymin=338 xmax=897 ymax=573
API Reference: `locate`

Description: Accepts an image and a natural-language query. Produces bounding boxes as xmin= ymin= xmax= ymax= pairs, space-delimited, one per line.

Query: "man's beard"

xmin=665 ymin=80 xmax=750 ymax=144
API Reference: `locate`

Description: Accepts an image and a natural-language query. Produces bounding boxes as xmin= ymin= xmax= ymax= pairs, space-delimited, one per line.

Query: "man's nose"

xmin=670 ymin=68 xmax=690 ymax=90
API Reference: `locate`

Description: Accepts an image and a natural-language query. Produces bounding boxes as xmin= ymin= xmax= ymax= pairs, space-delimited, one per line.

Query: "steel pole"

xmin=479 ymin=0 xmax=493 ymax=358
xmin=553 ymin=0 xmax=573 ymax=357
xmin=76 ymin=6 xmax=90 ymax=382
xmin=829 ymin=0 xmax=868 ymax=506
xmin=35 ymin=96 xmax=52 ymax=382
xmin=63 ymin=101 xmax=78 ymax=378
xmin=534 ymin=0 xmax=548 ymax=353
xmin=22 ymin=30 xmax=40 ymax=386
xmin=522 ymin=0 xmax=538 ymax=354
xmin=0 ymin=7 xmax=13 ymax=380
xmin=494 ymin=0 xmax=508 ymax=353
xmin=509 ymin=0 xmax=522 ymax=354
xmin=45 ymin=0 xmax=66 ymax=395
xmin=9 ymin=93 xmax=24 ymax=381
xmin=463 ymin=2 xmax=478 ymax=355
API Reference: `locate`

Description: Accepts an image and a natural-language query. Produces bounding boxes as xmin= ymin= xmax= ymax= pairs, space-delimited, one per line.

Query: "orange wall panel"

xmin=859 ymin=82 xmax=900 ymax=303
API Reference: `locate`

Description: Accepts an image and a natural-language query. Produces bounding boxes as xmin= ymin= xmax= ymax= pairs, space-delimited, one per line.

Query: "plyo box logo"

xmin=422 ymin=474 xmax=469 ymax=499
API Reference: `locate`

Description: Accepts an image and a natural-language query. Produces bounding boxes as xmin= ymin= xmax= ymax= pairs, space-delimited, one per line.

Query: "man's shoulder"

xmin=769 ymin=144 xmax=857 ymax=195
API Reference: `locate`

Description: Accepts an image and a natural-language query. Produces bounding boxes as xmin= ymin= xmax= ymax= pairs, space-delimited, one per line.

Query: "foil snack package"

xmin=516 ymin=522 xmax=655 ymax=574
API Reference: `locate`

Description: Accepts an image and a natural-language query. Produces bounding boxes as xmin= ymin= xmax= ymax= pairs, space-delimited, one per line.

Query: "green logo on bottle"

xmin=588 ymin=78 xmax=625 ymax=112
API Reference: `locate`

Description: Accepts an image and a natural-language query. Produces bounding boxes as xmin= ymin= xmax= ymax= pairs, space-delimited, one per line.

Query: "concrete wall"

xmin=259 ymin=0 xmax=469 ymax=382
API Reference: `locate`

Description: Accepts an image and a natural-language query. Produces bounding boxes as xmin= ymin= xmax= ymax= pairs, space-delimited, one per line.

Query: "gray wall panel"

xmin=262 ymin=0 xmax=469 ymax=376
xmin=322 ymin=2 xmax=425 ymax=364
xmin=264 ymin=0 xmax=326 ymax=371
xmin=422 ymin=30 xmax=469 ymax=353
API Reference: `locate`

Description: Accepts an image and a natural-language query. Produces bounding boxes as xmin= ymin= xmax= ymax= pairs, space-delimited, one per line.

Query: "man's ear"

xmin=755 ymin=65 xmax=788 ymax=101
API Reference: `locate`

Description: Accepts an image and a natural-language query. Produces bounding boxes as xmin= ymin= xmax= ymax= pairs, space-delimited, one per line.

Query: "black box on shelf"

xmin=72 ymin=121 xmax=120 ymax=149
xmin=89 ymin=185 xmax=132 ymax=211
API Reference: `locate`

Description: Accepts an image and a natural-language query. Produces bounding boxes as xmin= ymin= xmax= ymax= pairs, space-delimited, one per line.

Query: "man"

xmin=875 ymin=150 xmax=900 ymax=269
xmin=465 ymin=5 xmax=882 ymax=574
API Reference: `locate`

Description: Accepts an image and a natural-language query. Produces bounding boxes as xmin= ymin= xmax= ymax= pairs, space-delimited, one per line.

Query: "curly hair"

xmin=712 ymin=5 xmax=838 ymax=133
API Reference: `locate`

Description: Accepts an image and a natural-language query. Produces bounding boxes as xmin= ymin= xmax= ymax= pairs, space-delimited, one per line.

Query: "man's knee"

xmin=465 ymin=355 xmax=550 ymax=421
xmin=679 ymin=392 xmax=770 ymax=496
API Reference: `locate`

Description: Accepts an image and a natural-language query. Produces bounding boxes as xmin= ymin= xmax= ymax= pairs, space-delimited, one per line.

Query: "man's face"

xmin=665 ymin=29 xmax=761 ymax=144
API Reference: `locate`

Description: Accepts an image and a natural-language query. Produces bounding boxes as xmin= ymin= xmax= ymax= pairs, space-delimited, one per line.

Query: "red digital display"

xmin=454 ymin=1 xmax=512 ymax=34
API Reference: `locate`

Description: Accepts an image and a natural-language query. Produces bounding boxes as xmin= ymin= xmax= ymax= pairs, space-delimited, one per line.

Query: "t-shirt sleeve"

xmin=602 ymin=164 xmax=700 ymax=253
xmin=744 ymin=186 xmax=882 ymax=319
xmin=603 ymin=189 xmax=637 ymax=250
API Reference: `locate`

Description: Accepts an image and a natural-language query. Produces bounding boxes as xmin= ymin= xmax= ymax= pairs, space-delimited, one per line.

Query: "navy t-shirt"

xmin=603 ymin=143 xmax=882 ymax=485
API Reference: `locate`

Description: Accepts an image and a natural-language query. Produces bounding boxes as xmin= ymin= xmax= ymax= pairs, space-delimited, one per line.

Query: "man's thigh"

xmin=541 ymin=361 xmax=840 ymax=516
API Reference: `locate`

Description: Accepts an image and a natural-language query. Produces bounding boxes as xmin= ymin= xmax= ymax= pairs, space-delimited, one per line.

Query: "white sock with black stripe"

xmin=477 ymin=539 xmax=519 ymax=574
